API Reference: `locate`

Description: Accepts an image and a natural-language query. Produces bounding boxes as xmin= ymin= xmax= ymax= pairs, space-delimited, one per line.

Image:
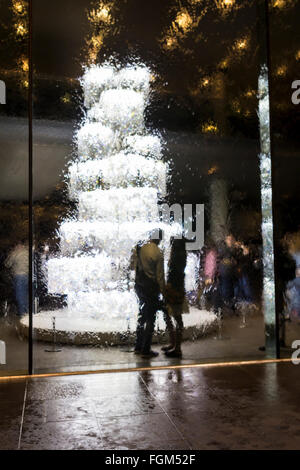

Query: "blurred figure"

xmin=204 ymin=241 xmax=218 ymax=284
xmin=0 ymin=247 xmax=13 ymax=317
xmin=162 ymin=237 xmax=189 ymax=358
xmin=234 ymin=242 xmax=253 ymax=303
xmin=5 ymin=240 xmax=29 ymax=317
xmin=201 ymin=237 xmax=219 ymax=313
xmin=280 ymin=230 xmax=300 ymax=344
xmin=285 ymin=267 xmax=300 ymax=323
xmin=283 ymin=230 xmax=300 ymax=269
xmin=132 ymin=233 xmax=165 ymax=358
xmin=217 ymin=234 xmax=238 ymax=313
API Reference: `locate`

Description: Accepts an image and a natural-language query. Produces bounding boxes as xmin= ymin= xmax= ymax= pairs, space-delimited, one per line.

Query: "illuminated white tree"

xmin=26 ymin=63 xmax=216 ymax=343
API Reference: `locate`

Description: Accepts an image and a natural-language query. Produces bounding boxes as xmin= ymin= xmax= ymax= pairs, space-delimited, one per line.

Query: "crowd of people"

xmin=199 ymin=234 xmax=261 ymax=316
xmin=131 ymin=231 xmax=263 ymax=360
xmin=282 ymin=230 xmax=300 ymax=324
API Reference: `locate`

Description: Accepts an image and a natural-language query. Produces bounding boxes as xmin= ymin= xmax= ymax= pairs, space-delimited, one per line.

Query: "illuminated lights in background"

xmin=275 ymin=65 xmax=288 ymax=77
xmin=19 ymin=56 xmax=29 ymax=72
xmin=231 ymin=99 xmax=241 ymax=114
xmin=234 ymin=37 xmax=249 ymax=53
xmin=218 ymin=58 xmax=229 ymax=71
xmin=15 ymin=22 xmax=27 ymax=36
xmin=161 ymin=5 xmax=207 ymax=52
xmin=202 ymin=121 xmax=218 ymax=134
xmin=9 ymin=0 xmax=29 ymax=90
xmin=175 ymin=10 xmax=194 ymax=32
xmin=61 ymin=93 xmax=71 ymax=104
xmin=215 ymin=0 xmax=236 ymax=14
xmin=86 ymin=34 xmax=104 ymax=63
xmin=85 ymin=1 xmax=114 ymax=63
xmin=12 ymin=0 xmax=24 ymax=14
xmin=244 ymin=89 xmax=256 ymax=98
xmin=88 ymin=6 xmax=111 ymax=24
xmin=271 ymin=0 xmax=294 ymax=9
xmin=164 ymin=36 xmax=178 ymax=51
xmin=12 ymin=0 xmax=28 ymax=36
xmin=207 ymin=165 xmax=219 ymax=175
xmin=201 ymin=77 xmax=210 ymax=87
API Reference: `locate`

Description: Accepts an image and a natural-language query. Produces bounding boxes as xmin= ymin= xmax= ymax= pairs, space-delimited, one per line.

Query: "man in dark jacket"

xmin=131 ymin=233 xmax=165 ymax=358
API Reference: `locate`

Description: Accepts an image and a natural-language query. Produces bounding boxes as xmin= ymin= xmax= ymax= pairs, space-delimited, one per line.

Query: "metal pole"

xmin=45 ymin=316 xmax=62 ymax=353
xmin=28 ymin=0 xmax=33 ymax=375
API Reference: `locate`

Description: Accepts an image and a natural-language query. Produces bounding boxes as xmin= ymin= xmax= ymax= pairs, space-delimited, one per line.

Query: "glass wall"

xmin=0 ymin=0 xmax=29 ymax=375
xmin=269 ymin=1 xmax=300 ymax=356
xmin=27 ymin=0 xmax=276 ymax=374
xmin=4 ymin=0 xmax=299 ymax=376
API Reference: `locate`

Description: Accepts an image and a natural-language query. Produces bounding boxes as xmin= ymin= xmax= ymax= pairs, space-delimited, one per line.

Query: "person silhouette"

xmin=131 ymin=230 xmax=165 ymax=358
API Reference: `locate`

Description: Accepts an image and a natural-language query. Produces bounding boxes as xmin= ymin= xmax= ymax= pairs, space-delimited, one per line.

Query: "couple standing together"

xmin=131 ymin=234 xmax=188 ymax=359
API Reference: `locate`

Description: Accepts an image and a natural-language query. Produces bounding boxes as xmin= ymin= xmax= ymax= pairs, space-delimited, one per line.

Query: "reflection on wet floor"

xmin=0 ymin=362 xmax=299 ymax=450
xmin=0 ymin=313 xmax=269 ymax=375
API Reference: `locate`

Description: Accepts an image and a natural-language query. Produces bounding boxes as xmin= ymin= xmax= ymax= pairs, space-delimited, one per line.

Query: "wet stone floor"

xmin=0 ymin=362 xmax=300 ymax=450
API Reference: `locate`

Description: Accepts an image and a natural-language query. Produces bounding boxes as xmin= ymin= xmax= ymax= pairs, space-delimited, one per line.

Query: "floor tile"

xmin=85 ymin=373 xmax=146 ymax=397
xmin=45 ymin=397 xmax=95 ymax=422
xmin=27 ymin=378 xmax=87 ymax=401
xmin=0 ymin=379 xmax=26 ymax=402
xmin=92 ymin=392 xmax=163 ymax=418
xmin=98 ymin=413 xmax=183 ymax=450
xmin=0 ymin=400 xmax=24 ymax=427
xmin=0 ymin=424 xmax=20 ymax=450
xmin=170 ymin=410 xmax=262 ymax=450
xmin=20 ymin=419 xmax=102 ymax=450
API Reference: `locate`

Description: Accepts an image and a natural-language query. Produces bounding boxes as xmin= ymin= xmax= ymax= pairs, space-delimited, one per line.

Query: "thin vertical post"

xmin=264 ymin=0 xmax=280 ymax=359
xmin=258 ymin=0 xmax=279 ymax=358
xmin=28 ymin=0 xmax=33 ymax=375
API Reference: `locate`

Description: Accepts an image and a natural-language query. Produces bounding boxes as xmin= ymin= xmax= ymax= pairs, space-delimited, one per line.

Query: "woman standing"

xmin=5 ymin=240 xmax=29 ymax=317
xmin=162 ymin=237 xmax=189 ymax=358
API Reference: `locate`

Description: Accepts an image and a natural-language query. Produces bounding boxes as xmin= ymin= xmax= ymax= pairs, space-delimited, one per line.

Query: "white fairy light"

xmin=78 ymin=187 xmax=160 ymax=223
xmin=76 ymin=121 xmax=116 ymax=159
xmin=68 ymin=153 xmax=167 ymax=199
xmin=81 ymin=63 xmax=151 ymax=109
xmin=81 ymin=63 xmax=116 ymax=108
xmin=67 ymin=290 xmax=140 ymax=320
xmin=58 ymin=220 xmax=181 ymax=258
xmin=124 ymin=134 xmax=163 ymax=159
xmin=115 ymin=65 xmax=151 ymax=97
xmin=87 ymin=89 xmax=145 ymax=134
